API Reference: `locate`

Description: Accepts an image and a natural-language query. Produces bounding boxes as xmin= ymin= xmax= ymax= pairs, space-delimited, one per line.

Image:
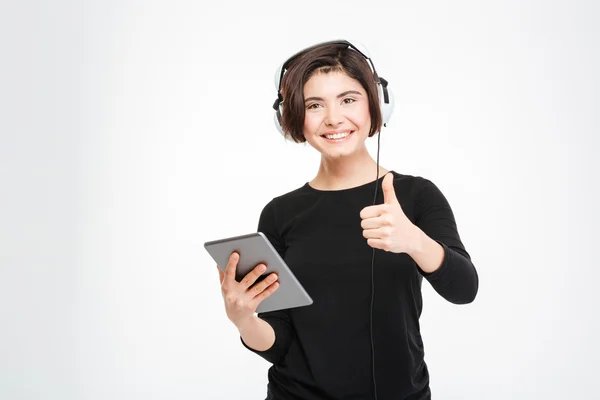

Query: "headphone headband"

xmin=274 ymin=40 xmax=380 ymax=97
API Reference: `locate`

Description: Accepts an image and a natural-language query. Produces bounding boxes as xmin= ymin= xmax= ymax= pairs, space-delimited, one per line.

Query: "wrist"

xmin=236 ymin=314 xmax=258 ymax=334
xmin=408 ymin=225 xmax=427 ymax=255
xmin=407 ymin=226 xmax=445 ymax=274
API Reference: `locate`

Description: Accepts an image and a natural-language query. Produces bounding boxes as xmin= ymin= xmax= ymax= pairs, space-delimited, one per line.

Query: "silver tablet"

xmin=204 ymin=232 xmax=313 ymax=313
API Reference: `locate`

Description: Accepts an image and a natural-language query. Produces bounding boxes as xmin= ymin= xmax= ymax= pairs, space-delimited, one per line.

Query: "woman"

xmin=217 ymin=40 xmax=479 ymax=400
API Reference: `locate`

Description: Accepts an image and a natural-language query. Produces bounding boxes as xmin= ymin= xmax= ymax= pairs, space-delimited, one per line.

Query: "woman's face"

xmin=302 ymin=70 xmax=371 ymax=159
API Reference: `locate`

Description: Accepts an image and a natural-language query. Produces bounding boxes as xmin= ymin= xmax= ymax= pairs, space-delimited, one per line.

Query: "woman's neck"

xmin=309 ymin=149 xmax=389 ymax=191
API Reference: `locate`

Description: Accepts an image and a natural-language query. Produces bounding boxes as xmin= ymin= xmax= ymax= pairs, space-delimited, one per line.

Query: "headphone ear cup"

xmin=274 ymin=103 xmax=286 ymax=138
xmin=274 ymin=62 xmax=289 ymax=139
xmin=274 ymin=63 xmax=284 ymax=91
xmin=378 ymin=83 xmax=395 ymax=127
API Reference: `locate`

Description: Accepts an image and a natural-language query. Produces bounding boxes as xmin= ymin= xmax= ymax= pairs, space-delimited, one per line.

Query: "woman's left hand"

xmin=360 ymin=173 xmax=421 ymax=254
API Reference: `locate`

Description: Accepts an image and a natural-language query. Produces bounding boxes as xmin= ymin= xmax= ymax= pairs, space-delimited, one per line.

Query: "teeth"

xmin=325 ymin=131 xmax=351 ymax=140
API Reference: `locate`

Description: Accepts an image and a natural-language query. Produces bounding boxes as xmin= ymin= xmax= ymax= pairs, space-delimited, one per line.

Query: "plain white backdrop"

xmin=1 ymin=0 xmax=599 ymax=399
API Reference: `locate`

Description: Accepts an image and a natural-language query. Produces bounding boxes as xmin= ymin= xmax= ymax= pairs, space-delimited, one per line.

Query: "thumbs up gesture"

xmin=360 ymin=173 xmax=420 ymax=254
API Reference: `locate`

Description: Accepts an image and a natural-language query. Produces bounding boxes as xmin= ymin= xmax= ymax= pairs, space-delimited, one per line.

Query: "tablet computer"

xmin=204 ymin=232 xmax=313 ymax=313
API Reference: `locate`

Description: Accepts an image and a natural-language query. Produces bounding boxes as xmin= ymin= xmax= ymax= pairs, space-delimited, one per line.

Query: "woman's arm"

xmin=239 ymin=198 xmax=295 ymax=364
xmin=412 ymin=178 xmax=479 ymax=304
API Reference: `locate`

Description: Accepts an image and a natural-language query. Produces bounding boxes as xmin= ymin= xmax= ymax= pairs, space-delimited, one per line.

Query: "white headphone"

xmin=272 ymin=39 xmax=395 ymax=139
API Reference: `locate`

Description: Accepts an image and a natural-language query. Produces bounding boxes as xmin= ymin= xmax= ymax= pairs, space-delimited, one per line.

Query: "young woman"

xmin=217 ymin=40 xmax=479 ymax=400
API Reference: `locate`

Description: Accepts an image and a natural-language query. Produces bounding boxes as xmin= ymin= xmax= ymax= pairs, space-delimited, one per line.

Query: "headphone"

xmin=272 ymin=39 xmax=395 ymax=139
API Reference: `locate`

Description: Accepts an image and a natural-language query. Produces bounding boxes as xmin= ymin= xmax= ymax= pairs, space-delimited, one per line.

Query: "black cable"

xmin=370 ymin=129 xmax=382 ymax=400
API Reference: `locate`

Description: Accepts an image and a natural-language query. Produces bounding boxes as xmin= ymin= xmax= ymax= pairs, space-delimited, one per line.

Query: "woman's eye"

xmin=307 ymin=103 xmax=321 ymax=109
xmin=343 ymin=98 xmax=355 ymax=104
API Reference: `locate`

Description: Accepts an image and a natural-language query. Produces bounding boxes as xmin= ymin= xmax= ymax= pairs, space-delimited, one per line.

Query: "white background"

xmin=1 ymin=0 xmax=599 ymax=399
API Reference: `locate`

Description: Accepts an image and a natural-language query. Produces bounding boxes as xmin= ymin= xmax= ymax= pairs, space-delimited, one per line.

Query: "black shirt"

xmin=241 ymin=171 xmax=479 ymax=400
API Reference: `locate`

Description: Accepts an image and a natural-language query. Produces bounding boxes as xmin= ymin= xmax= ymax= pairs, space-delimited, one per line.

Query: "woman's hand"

xmin=360 ymin=173 xmax=421 ymax=254
xmin=217 ymin=252 xmax=279 ymax=328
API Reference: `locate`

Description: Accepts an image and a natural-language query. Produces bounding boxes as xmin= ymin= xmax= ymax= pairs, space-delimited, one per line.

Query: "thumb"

xmin=382 ymin=173 xmax=398 ymax=205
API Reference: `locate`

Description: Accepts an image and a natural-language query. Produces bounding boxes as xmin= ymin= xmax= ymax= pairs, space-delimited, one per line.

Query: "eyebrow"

xmin=304 ymin=90 xmax=363 ymax=103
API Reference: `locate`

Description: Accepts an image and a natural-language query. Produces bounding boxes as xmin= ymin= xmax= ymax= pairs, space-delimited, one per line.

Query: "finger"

xmin=382 ymin=173 xmax=398 ymax=205
xmin=250 ymin=280 xmax=280 ymax=308
xmin=360 ymin=215 xmax=390 ymax=230
xmin=360 ymin=204 xmax=386 ymax=220
xmin=366 ymin=238 xmax=387 ymax=250
xmin=223 ymin=252 xmax=239 ymax=285
xmin=217 ymin=264 xmax=225 ymax=284
xmin=240 ymin=263 xmax=268 ymax=289
xmin=362 ymin=228 xmax=386 ymax=240
xmin=247 ymin=272 xmax=278 ymax=298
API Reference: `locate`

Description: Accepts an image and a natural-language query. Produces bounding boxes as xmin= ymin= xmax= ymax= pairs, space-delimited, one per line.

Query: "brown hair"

xmin=279 ymin=43 xmax=383 ymax=143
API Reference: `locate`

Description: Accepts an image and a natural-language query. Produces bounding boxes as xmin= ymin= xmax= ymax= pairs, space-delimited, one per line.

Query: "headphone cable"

xmin=370 ymin=129 xmax=382 ymax=400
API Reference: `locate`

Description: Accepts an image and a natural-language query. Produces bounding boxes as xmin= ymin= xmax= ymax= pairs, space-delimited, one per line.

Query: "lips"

xmin=321 ymin=130 xmax=354 ymax=140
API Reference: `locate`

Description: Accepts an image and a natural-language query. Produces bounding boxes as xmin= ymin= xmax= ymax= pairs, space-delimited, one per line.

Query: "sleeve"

xmin=413 ymin=178 xmax=479 ymax=304
xmin=239 ymin=198 xmax=295 ymax=365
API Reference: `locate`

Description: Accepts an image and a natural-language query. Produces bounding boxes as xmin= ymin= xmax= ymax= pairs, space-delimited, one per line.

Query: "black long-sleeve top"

xmin=241 ymin=171 xmax=479 ymax=400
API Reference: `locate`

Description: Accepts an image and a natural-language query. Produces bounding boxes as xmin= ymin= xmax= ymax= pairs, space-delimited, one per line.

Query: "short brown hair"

xmin=279 ymin=43 xmax=383 ymax=143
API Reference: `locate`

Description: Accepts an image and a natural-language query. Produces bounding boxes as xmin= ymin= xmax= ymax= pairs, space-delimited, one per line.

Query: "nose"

xmin=324 ymin=105 xmax=343 ymax=127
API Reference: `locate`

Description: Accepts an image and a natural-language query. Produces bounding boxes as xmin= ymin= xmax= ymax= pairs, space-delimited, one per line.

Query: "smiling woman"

xmin=301 ymin=71 xmax=372 ymax=161
xmin=215 ymin=40 xmax=479 ymax=400
xmin=277 ymin=42 xmax=383 ymax=145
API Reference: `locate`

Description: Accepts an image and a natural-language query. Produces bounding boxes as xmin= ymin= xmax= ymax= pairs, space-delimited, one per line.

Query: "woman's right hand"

xmin=217 ymin=252 xmax=279 ymax=328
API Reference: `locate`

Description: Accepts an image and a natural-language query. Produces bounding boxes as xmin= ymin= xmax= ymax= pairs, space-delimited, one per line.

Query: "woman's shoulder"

xmin=389 ymin=170 xmax=438 ymax=193
xmin=266 ymin=183 xmax=311 ymax=205
xmin=259 ymin=182 xmax=314 ymax=212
